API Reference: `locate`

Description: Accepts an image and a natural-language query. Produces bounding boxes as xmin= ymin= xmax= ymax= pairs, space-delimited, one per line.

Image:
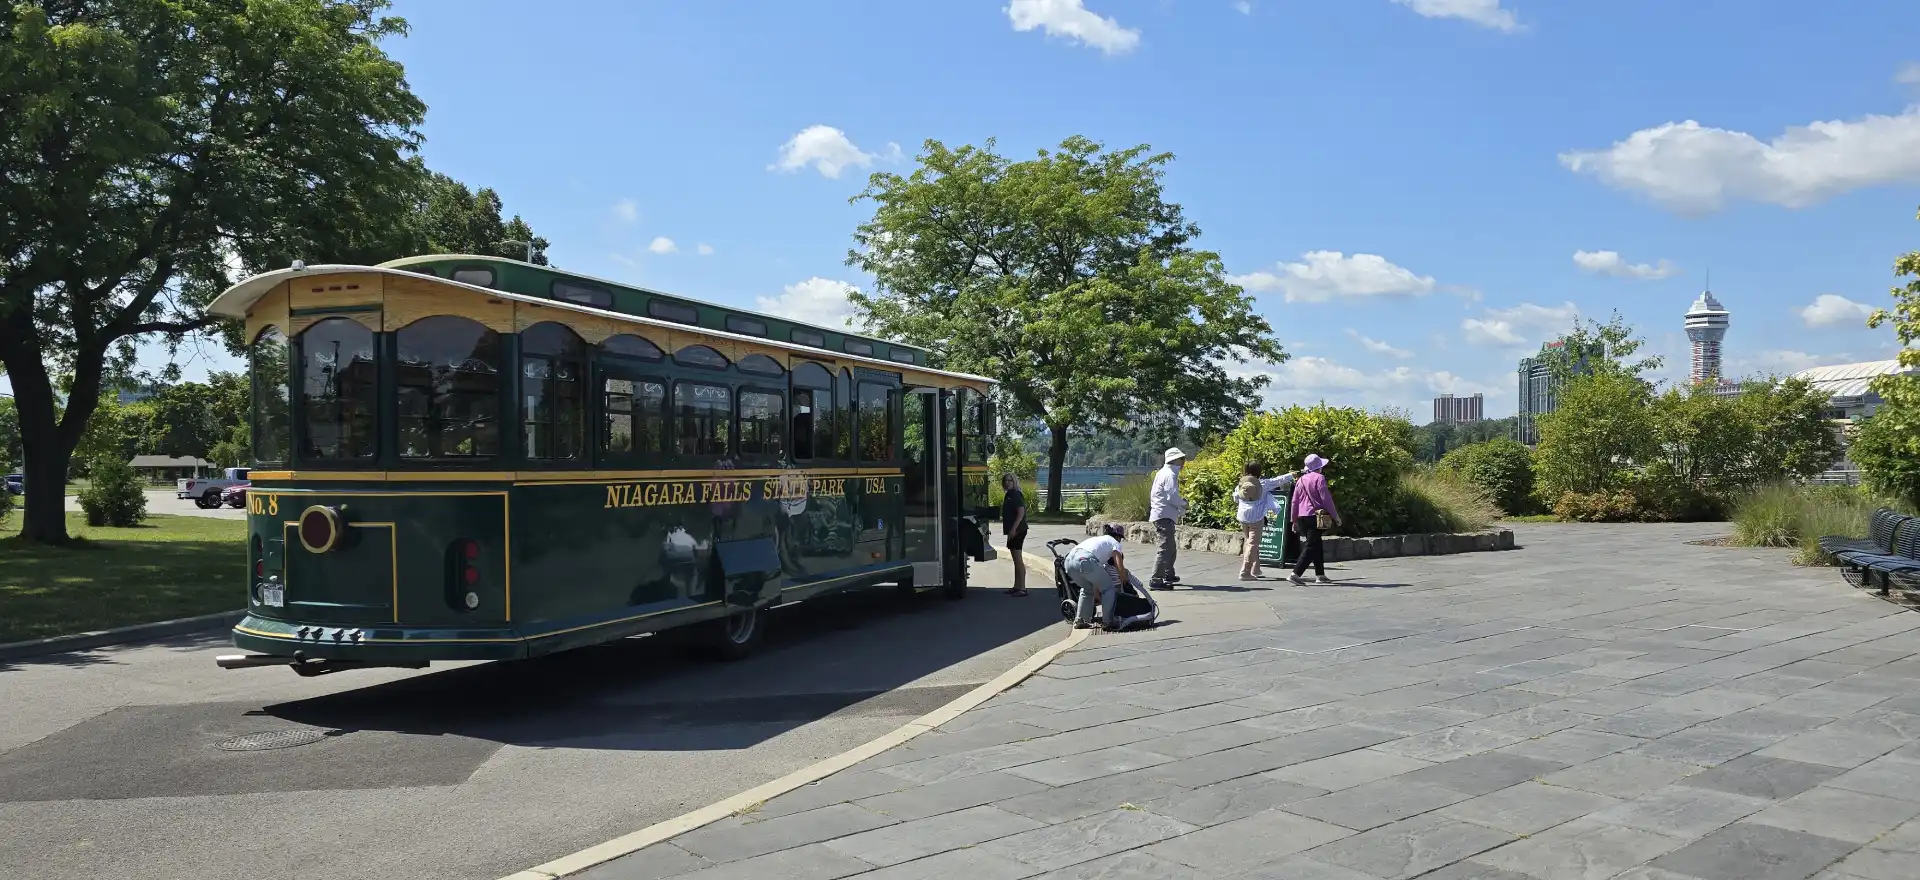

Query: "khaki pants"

xmin=1239 ymin=520 xmax=1265 ymax=577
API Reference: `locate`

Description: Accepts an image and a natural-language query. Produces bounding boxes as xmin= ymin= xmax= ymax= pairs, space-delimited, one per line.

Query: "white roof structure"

xmin=1791 ymin=360 xmax=1916 ymax=400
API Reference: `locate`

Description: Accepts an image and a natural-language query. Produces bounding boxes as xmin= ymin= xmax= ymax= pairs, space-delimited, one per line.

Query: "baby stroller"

xmin=1046 ymin=537 xmax=1161 ymax=631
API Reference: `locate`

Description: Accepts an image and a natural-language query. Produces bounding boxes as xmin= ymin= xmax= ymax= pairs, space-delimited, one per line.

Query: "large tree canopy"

xmin=847 ymin=136 xmax=1285 ymax=511
xmin=0 ymin=0 xmax=428 ymax=542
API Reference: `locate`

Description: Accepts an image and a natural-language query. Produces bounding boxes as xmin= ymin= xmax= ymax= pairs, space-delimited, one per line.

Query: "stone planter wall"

xmin=1083 ymin=517 xmax=1515 ymax=562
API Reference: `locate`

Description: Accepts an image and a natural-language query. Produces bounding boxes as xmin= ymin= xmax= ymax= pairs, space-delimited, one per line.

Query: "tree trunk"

xmin=1045 ymin=422 xmax=1070 ymax=515
xmin=1 ymin=331 xmax=100 ymax=545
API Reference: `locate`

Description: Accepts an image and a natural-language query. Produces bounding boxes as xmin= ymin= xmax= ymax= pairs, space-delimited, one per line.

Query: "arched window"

xmin=739 ymin=354 xmax=785 ymax=376
xmin=251 ymin=326 xmax=292 ymax=465
xmin=791 ymin=362 xmax=834 ymax=460
xmin=674 ymin=344 xmax=729 ymax=370
xmin=834 ymin=368 xmax=855 ymax=459
xmin=296 ymin=318 xmax=377 ymax=461
xmin=600 ymin=333 xmax=663 ymax=361
xmin=521 ymin=322 xmax=587 ymax=461
xmin=738 ymin=390 xmax=786 ymax=458
xmin=395 ymin=316 xmax=502 ymax=459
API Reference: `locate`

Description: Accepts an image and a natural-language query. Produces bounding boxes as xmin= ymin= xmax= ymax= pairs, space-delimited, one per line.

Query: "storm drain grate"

xmin=217 ymin=729 xmax=334 ymax=752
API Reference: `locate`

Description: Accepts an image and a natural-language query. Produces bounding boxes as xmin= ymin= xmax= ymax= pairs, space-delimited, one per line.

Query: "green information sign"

xmin=1257 ymin=484 xmax=1298 ymax=566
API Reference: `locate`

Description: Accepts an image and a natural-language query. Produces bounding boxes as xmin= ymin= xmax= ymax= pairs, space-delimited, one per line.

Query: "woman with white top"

xmin=1064 ymin=523 xmax=1130 ymax=630
xmin=1235 ymin=462 xmax=1299 ymax=581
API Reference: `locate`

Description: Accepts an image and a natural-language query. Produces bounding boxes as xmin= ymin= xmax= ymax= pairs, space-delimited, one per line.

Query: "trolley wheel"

xmin=705 ymin=606 xmax=765 ymax=661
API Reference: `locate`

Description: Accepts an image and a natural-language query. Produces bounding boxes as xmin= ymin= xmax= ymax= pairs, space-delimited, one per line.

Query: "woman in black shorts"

xmin=1001 ymin=472 xmax=1029 ymax=596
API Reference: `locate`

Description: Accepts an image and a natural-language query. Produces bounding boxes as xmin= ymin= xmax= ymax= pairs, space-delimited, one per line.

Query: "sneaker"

xmin=1074 ymin=621 xmax=1094 ymax=630
xmin=1150 ymin=583 xmax=1175 ymax=592
xmin=1167 ymin=575 xmax=1182 ymax=584
xmin=1288 ymin=574 xmax=1306 ymax=585
xmin=1315 ymin=576 xmax=1333 ymax=584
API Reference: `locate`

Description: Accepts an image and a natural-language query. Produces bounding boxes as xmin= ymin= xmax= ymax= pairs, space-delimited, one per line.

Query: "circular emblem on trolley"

xmin=297 ymin=505 xmax=344 ymax=554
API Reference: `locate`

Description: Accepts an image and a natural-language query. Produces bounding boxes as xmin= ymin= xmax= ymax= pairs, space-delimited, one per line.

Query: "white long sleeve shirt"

xmin=1235 ymin=474 xmax=1297 ymax=524
xmin=1148 ymin=465 xmax=1187 ymax=523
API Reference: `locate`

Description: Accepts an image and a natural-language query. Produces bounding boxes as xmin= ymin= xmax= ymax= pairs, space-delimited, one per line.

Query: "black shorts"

xmin=1006 ymin=528 xmax=1028 ymax=552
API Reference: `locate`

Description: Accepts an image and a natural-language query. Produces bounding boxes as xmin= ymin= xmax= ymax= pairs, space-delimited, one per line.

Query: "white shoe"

xmin=1288 ymin=574 xmax=1306 ymax=585
xmin=1315 ymin=576 xmax=1333 ymax=584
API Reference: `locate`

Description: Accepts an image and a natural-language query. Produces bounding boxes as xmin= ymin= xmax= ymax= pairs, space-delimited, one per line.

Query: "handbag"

xmin=1315 ymin=509 xmax=1333 ymax=530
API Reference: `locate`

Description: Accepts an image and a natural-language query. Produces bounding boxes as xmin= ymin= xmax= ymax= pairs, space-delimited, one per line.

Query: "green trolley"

xmin=211 ymin=255 xmax=996 ymax=675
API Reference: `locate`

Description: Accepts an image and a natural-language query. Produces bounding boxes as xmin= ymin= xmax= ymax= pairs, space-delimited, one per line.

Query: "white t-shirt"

xmin=1076 ymin=535 xmax=1123 ymax=564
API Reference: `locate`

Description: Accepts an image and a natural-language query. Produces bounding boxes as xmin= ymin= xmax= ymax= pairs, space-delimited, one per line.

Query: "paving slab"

xmin=572 ymin=524 xmax=1920 ymax=880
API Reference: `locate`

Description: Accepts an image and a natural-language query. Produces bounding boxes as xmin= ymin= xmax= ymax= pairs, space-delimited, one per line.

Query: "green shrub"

xmin=1184 ymin=405 xmax=1413 ymax=536
xmin=1439 ymin=438 xmax=1537 ymax=516
xmin=1395 ymin=469 xmax=1500 ymax=533
xmin=77 ymin=453 xmax=147 ymax=527
xmin=1105 ymin=473 xmax=1153 ymax=522
xmin=0 ymin=483 xmax=13 ymax=529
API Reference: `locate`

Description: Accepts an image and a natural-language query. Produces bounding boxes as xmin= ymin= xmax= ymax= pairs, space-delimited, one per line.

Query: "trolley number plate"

xmin=260 ymin=586 xmax=284 ymax=607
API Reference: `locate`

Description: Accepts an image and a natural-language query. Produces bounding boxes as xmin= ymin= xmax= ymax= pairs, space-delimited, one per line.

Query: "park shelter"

xmin=129 ymin=455 xmax=214 ymax=484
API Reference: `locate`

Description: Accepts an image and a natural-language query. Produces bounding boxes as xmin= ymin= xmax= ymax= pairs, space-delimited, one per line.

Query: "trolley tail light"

xmin=450 ymin=539 xmax=482 ymax=611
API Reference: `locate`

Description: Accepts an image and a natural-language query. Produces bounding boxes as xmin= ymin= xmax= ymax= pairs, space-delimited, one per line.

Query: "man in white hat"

xmin=1147 ymin=447 xmax=1188 ymax=590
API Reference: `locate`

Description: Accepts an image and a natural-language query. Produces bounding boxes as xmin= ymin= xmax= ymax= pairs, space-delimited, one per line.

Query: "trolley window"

xmin=450 ymin=266 xmax=495 ymax=287
xmin=673 ymin=382 xmax=731 ymax=456
xmin=603 ymin=376 xmax=666 ymax=456
xmin=888 ymin=349 xmax=917 ymax=364
xmin=649 ymin=300 xmax=699 ymax=325
xmin=521 ymin=322 xmax=587 ymax=461
xmin=600 ymin=334 xmax=663 ymax=361
xmin=251 ymin=327 xmax=292 ymax=466
xmin=739 ymin=354 xmax=785 ymax=376
xmin=552 ymin=280 xmax=613 ymax=308
xmin=738 ymin=390 xmax=786 ymax=458
xmin=395 ymin=316 xmax=503 ymax=459
xmin=297 ymin=318 xmax=378 ymax=461
xmin=673 ymin=344 xmax=729 ymax=370
xmin=844 ymin=339 xmax=874 ymax=357
xmin=965 ymin=392 xmax=989 ymax=465
xmin=857 ymin=381 xmax=892 ymax=461
xmin=791 ymin=328 xmax=825 ymax=348
xmin=725 ymin=316 xmax=768 ymax=337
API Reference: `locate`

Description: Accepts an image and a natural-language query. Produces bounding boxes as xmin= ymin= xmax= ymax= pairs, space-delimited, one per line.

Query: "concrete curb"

xmin=0 ymin=609 xmax=245 ymax=662
xmin=500 ymin=555 xmax=1090 ymax=880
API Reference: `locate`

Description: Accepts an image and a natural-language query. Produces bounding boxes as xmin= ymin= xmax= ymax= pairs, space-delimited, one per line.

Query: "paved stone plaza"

xmin=582 ymin=523 xmax=1920 ymax=880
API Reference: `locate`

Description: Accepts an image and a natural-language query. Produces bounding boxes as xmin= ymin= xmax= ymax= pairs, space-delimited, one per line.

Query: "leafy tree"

xmin=847 ymin=136 xmax=1285 ymax=512
xmin=1545 ymin=311 xmax=1665 ymax=383
xmin=1857 ymin=205 xmax=1920 ymax=506
xmin=1533 ymin=371 xmax=1658 ymax=501
xmin=1412 ymin=417 xmax=1519 ymax=463
xmin=1 ymin=0 xmax=425 ymax=542
xmin=1735 ymin=377 xmax=1844 ymax=482
xmin=0 ymin=394 xmax=18 ymax=471
xmin=1652 ymin=384 xmax=1759 ymax=496
xmin=1439 ymin=438 xmax=1537 ymax=516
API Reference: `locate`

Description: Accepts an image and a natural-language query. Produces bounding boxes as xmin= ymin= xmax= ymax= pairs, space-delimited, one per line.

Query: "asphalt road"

xmin=61 ymin=489 xmax=249 ymax=520
xmin=0 ymin=553 xmax=1064 ymax=880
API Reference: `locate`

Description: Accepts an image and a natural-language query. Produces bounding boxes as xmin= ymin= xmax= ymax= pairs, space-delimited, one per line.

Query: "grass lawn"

xmin=0 ymin=512 xmax=247 ymax=643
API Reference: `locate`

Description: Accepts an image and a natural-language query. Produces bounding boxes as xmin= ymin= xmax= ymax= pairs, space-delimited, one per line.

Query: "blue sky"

xmin=84 ymin=0 xmax=1920 ymax=421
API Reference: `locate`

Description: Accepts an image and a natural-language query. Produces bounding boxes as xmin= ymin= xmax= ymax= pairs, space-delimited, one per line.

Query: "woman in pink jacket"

xmin=1289 ymin=454 xmax=1341 ymax=584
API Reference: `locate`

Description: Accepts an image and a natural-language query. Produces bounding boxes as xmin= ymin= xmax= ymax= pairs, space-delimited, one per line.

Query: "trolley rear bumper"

xmin=229 ymin=614 xmax=526 ymax=664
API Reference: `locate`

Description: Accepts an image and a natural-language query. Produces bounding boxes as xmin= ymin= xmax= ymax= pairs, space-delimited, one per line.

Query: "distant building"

xmin=1790 ymin=360 xmax=1920 ymax=483
xmin=1685 ymin=290 xmax=1730 ymax=385
xmin=1432 ymin=393 xmax=1485 ymax=424
xmin=1516 ymin=338 xmax=1601 ymax=445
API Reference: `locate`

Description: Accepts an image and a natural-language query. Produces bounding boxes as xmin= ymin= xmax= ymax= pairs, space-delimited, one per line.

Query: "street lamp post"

xmin=495 ymin=240 xmax=534 ymax=264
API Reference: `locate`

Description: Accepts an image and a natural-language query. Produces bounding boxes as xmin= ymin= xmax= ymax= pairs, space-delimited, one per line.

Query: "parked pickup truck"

xmin=178 ymin=467 xmax=250 ymax=508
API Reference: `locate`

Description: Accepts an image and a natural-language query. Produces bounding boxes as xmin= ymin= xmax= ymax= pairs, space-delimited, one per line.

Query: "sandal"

xmin=1006 ymin=588 xmax=1029 ymax=597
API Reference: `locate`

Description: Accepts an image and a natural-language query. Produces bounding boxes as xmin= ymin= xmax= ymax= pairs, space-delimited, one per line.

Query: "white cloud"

xmin=1560 ymin=107 xmax=1920 ymax=213
xmin=1798 ymin=293 xmax=1874 ymax=329
xmin=1230 ymin=251 xmax=1437 ymax=303
xmin=1345 ymin=329 xmax=1414 ymax=359
xmin=755 ymin=278 xmax=861 ymax=329
xmin=613 ymin=198 xmax=638 ymax=223
xmin=1898 ymin=62 xmax=1920 ymax=86
xmin=1229 ymin=354 xmax=1504 ymax=414
xmin=1730 ymin=349 xmax=1840 ymax=376
xmin=1005 ymin=0 xmax=1141 ymax=55
xmin=1461 ymin=301 xmax=1580 ymax=348
xmin=696 ymin=243 xmax=715 ymax=256
xmin=647 ymin=236 xmax=678 ymax=255
xmin=769 ymin=125 xmax=901 ymax=179
xmin=1234 ymin=1 xmax=1253 ymax=13
xmin=1390 ymin=0 xmax=1520 ymax=33
xmin=1572 ymin=249 xmax=1679 ymax=280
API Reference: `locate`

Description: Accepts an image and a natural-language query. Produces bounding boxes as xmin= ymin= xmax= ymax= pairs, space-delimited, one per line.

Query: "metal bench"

xmin=1822 ymin=508 xmax=1920 ymax=598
